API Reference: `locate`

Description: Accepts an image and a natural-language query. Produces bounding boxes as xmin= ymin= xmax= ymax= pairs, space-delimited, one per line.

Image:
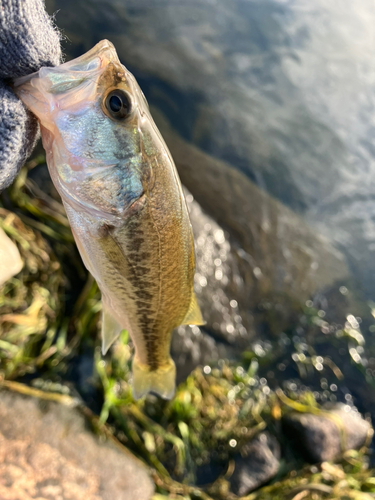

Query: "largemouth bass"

xmin=14 ymin=40 xmax=204 ymax=399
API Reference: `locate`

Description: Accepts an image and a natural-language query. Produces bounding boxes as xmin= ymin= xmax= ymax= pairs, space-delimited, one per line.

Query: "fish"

xmin=14 ymin=40 xmax=204 ymax=400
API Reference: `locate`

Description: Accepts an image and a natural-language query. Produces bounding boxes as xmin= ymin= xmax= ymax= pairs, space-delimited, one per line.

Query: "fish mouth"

xmin=13 ymin=39 xmax=121 ymax=92
xmin=13 ymin=39 xmax=125 ymax=127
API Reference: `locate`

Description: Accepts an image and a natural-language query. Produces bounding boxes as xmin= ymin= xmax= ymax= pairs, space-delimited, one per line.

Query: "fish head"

xmin=14 ymin=40 xmax=158 ymax=219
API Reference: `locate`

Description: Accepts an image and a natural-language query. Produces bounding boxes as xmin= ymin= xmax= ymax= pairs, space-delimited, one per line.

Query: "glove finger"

xmin=0 ymin=81 xmax=39 ymax=191
xmin=0 ymin=0 xmax=62 ymax=79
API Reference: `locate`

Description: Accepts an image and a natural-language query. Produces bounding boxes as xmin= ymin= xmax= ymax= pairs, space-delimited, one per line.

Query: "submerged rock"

xmin=171 ymin=187 xmax=254 ymax=381
xmin=229 ymin=432 xmax=280 ymax=496
xmin=283 ymin=404 xmax=372 ymax=463
xmin=0 ymin=391 xmax=154 ymax=500
xmin=160 ymin=110 xmax=349 ymax=309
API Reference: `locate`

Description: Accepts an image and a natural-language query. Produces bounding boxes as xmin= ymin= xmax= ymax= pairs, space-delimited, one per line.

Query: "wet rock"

xmin=177 ymin=187 xmax=255 ymax=347
xmin=229 ymin=432 xmax=280 ymax=496
xmin=171 ymin=323 xmax=236 ymax=384
xmin=162 ymin=112 xmax=349 ymax=308
xmin=0 ymin=391 xmax=154 ymax=500
xmin=172 ymin=179 xmax=348 ymax=377
xmin=283 ymin=404 xmax=372 ymax=463
xmin=169 ymin=140 xmax=348 ymax=373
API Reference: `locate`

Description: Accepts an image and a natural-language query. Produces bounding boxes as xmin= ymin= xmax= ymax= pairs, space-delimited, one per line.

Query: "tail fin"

xmin=132 ymin=357 xmax=176 ymax=400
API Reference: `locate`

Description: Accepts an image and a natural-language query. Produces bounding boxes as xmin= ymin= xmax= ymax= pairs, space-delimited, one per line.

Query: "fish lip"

xmin=60 ymin=39 xmax=119 ymax=72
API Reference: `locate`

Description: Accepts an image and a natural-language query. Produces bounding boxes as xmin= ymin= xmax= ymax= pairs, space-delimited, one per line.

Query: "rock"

xmin=171 ymin=144 xmax=349 ymax=372
xmin=0 ymin=226 xmax=23 ymax=286
xmin=171 ymin=323 xmax=236 ymax=385
xmin=0 ymin=391 xmax=154 ymax=500
xmin=282 ymin=404 xmax=372 ymax=463
xmin=174 ymin=187 xmax=255 ymax=352
xmin=229 ymin=432 xmax=280 ymax=496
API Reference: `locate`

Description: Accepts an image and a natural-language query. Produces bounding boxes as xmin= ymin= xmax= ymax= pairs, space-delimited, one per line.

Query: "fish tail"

xmin=132 ymin=356 xmax=176 ymax=400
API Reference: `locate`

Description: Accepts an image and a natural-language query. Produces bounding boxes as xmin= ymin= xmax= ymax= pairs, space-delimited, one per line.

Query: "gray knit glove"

xmin=0 ymin=0 xmax=61 ymax=191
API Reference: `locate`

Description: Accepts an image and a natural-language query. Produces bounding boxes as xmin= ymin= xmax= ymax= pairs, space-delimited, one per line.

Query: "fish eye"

xmin=104 ymin=89 xmax=131 ymax=119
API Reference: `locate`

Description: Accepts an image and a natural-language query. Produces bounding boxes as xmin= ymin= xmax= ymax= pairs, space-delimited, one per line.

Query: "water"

xmin=45 ymin=0 xmax=375 ymax=415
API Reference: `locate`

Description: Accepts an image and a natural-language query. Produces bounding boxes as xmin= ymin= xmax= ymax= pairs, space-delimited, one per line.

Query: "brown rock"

xmin=0 ymin=391 xmax=154 ymax=500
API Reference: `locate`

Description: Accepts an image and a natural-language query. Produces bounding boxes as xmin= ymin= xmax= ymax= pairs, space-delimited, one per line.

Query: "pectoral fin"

xmin=101 ymin=301 xmax=123 ymax=354
xmin=182 ymin=292 xmax=205 ymax=326
xmin=71 ymin=227 xmax=96 ymax=277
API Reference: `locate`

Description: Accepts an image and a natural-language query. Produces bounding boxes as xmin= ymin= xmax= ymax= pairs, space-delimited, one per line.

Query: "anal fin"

xmin=182 ymin=292 xmax=205 ymax=326
xmin=101 ymin=300 xmax=123 ymax=354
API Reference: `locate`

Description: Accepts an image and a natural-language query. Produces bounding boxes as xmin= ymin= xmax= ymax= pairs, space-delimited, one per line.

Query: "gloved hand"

xmin=0 ymin=0 xmax=61 ymax=191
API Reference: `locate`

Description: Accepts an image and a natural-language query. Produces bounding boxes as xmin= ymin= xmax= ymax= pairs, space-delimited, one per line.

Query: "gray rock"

xmin=171 ymin=323 xmax=236 ymax=384
xmin=0 ymin=390 xmax=154 ymax=500
xmin=182 ymin=186 xmax=255 ymax=346
xmin=283 ymin=404 xmax=372 ymax=463
xmin=229 ymin=432 xmax=280 ymax=496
